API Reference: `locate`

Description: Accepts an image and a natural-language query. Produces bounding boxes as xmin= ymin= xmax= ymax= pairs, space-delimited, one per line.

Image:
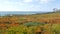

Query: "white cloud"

xmin=35 ymin=0 xmax=39 ymax=1
xmin=39 ymin=0 xmax=55 ymax=4
xmin=23 ymin=0 xmax=32 ymax=2
xmin=0 ymin=0 xmax=25 ymax=11
xmin=40 ymin=0 xmax=49 ymax=3
xmin=0 ymin=4 xmax=19 ymax=11
xmin=0 ymin=1 xmax=20 ymax=11
xmin=0 ymin=0 xmax=55 ymax=11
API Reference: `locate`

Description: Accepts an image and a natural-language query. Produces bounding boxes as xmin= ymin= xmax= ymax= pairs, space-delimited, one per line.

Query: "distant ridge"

xmin=0 ymin=11 xmax=49 ymax=16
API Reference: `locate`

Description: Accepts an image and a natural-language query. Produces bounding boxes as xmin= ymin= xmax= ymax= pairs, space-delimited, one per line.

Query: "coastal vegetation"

xmin=0 ymin=10 xmax=60 ymax=34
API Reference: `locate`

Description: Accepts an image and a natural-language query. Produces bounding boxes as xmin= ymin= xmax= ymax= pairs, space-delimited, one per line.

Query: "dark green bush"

xmin=24 ymin=22 xmax=45 ymax=27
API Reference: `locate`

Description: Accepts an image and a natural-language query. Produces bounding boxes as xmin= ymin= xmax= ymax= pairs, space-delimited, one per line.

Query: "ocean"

xmin=0 ymin=11 xmax=48 ymax=16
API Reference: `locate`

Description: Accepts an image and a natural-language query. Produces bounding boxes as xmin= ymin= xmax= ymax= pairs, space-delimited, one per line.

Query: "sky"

xmin=0 ymin=0 xmax=60 ymax=12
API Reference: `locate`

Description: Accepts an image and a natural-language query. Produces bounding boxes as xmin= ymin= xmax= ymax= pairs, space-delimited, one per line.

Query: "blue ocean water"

xmin=0 ymin=11 xmax=47 ymax=16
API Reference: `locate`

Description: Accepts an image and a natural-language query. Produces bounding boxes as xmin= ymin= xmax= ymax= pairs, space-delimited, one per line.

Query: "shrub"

xmin=24 ymin=22 xmax=45 ymax=27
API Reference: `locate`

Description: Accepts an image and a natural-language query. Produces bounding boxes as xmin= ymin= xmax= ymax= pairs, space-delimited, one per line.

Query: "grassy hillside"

xmin=0 ymin=11 xmax=60 ymax=34
xmin=0 ymin=11 xmax=60 ymax=24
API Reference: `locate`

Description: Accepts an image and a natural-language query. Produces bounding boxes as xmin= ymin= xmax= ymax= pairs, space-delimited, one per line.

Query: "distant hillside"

xmin=0 ymin=11 xmax=50 ymax=16
xmin=0 ymin=11 xmax=60 ymax=25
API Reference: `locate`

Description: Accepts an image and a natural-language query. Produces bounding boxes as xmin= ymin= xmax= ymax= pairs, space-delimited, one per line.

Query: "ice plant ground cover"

xmin=0 ymin=11 xmax=60 ymax=34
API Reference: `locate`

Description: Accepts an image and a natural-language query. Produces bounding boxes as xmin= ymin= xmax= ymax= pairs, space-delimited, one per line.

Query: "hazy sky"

xmin=0 ymin=0 xmax=60 ymax=11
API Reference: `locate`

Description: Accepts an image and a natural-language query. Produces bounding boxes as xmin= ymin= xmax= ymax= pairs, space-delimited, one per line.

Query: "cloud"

xmin=0 ymin=0 xmax=56 ymax=11
xmin=0 ymin=1 xmax=20 ymax=11
xmin=0 ymin=0 xmax=43 ymax=11
xmin=0 ymin=0 xmax=26 ymax=11
xmin=39 ymin=0 xmax=55 ymax=4
xmin=0 ymin=4 xmax=19 ymax=11
xmin=40 ymin=0 xmax=49 ymax=4
xmin=23 ymin=0 xmax=32 ymax=2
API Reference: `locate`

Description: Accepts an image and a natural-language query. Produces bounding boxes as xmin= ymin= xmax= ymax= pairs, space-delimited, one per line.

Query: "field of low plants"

xmin=0 ymin=22 xmax=60 ymax=34
xmin=0 ymin=11 xmax=60 ymax=34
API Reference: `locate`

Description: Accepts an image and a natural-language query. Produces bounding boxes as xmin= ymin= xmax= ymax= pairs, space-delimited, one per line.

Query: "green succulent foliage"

xmin=24 ymin=22 xmax=45 ymax=27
